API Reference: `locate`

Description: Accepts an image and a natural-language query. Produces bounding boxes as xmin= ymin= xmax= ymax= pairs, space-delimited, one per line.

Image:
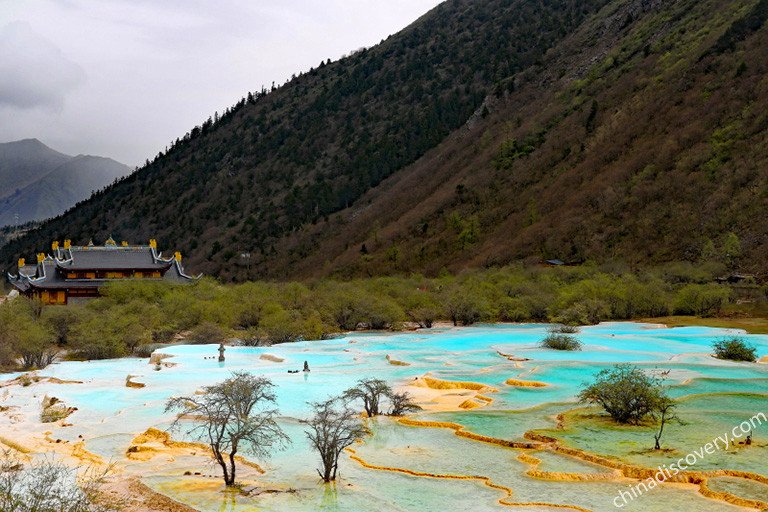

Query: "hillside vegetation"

xmin=2 ymin=263 xmax=761 ymax=369
xmin=2 ymin=0 xmax=767 ymax=280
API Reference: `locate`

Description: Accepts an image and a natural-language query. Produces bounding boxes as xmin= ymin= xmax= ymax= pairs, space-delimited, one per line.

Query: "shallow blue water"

xmin=1 ymin=322 xmax=766 ymax=511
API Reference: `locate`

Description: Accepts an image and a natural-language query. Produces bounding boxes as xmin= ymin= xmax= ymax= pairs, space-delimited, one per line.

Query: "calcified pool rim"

xmin=0 ymin=322 xmax=766 ymax=511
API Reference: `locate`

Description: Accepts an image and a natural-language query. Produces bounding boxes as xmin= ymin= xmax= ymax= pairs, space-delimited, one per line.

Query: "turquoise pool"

xmin=1 ymin=323 xmax=766 ymax=511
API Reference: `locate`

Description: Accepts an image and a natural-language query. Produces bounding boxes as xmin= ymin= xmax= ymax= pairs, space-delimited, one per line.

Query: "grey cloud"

xmin=0 ymin=21 xmax=85 ymax=110
xmin=1 ymin=1 xmax=440 ymax=164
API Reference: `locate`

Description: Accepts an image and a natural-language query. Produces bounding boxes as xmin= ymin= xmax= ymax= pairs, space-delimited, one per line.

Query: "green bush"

xmin=0 ymin=263 xmax=754 ymax=362
xmin=553 ymin=299 xmax=610 ymax=325
xmin=133 ymin=343 xmax=165 ymax=358
xmin=579 ymin=364 xmax=667 ymax=425
xmin=712 ymin=337 xmax=757 ymax=362
xmin=673 ymin=284 xmax=731 ymax=316
xmin=497 ymin=297 xmax=530 ymax=322
xmin=549 ymin=324 xmax=580 ymax=334
xmin=189 ymin=322 xmax=228 ymax=344
xmin=541 ymin=334 xmax=582 ymax=351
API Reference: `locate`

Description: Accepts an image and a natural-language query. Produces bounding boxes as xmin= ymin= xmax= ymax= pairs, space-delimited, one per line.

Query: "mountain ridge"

xmin=2 ymin=0 xmax=767 ymax=279
xmin=0 ymin=140 xmax=131 ymax=227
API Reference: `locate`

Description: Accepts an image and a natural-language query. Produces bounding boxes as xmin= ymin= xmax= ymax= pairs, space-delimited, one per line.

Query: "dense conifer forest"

xmin=2 ymin=0 xmax=767 ymax=280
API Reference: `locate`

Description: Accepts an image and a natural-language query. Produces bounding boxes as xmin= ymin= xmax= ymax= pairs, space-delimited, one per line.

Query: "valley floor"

xmin=1 ymin=322 xmax=767 ymax=511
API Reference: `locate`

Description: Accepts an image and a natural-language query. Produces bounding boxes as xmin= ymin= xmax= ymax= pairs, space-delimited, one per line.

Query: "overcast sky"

xmin=0 ymin=0 xmax=441 ymax=166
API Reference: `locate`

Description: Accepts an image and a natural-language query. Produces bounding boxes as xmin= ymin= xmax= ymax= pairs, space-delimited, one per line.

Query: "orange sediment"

xmin=398 ymin=417 xmax=540 ymax=449
xmin=698 ymin=476 xmax=768 ymax=510
xmin=523 ymin=431 xmax=768 ymax=509
xmin=126 ymin=428 xmax=265 ymax=473
xmin=516 ymin=452 xmax=621 ymax=482
xmin=346 ymin=448 xmax=591 ymax=511
xmin=398 ymin=414 xmax=767 ymax=510
xmin=458 ymin=399 xmax=484 ymax=409
xmin=416 ymin=376 xmax=498 ymax=392
xmin=126 ymin=375 xmax=146 ymax=388
xmin=496 ymin=351 xmax=531 ymax=362
xmin=505 ymin=378 xmax=549 ymax=388
xmin=0 ymin=374 xmax=83 ymax=388
xmin=386 ymin=355 xmax=411 ymax=366
xmin=0 ymin=436 xmax=32 ymax=455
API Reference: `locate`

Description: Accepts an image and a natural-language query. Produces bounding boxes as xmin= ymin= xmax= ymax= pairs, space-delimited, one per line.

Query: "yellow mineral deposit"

xmin=126 ymin=428 xmax=264 ymax=473
xmin=504 ymin=378 xmax=549 ymax=388
xmin=522 ymin=420 xmax=768 ymax=511
xmin=259 ymin=353 xmax=285 ymax=363
xmin=345 ymin=447 xmax=591 ymax=512
xmin=417 ymin=376 xmax=497 ymax=392
xmin=99 ymin=478 xmax=199 ymax=512
xmin=126 ymin=375 xmax=146 ymax=388
xmin=126 ymin=427 xmax=211 ymax=462
xmin=400 ymin=410 xmax=768 ymax=511
xmin=496 ymin=350 xmax=530 ymax=362
xmin=0 ymin=373 xmax=82 ymax=388
xmin=516 ymin=452 xmax=621 ymax=482
xmin=149 ymin=353 xmax=175 ymax=365
xmin=401 ymin=375 xmax=498 ymax=412
xmin=386 ymin=355 xmax=410 ymax=366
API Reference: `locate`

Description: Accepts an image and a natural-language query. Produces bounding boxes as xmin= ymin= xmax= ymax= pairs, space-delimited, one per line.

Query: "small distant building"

xmin=715 ymin=273 xmax=755 ymax=285
xmin=7 ymin=237 xmax=200 ymax=305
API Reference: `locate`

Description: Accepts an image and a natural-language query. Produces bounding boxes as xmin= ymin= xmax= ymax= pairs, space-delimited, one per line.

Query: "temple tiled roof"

xmin=56 ymin=246 xmax=171 ymax=271
xmin=7 ymin=239 xmax=201 ymax=296
xmin=10 ymin=259 xmax=103 ymax=290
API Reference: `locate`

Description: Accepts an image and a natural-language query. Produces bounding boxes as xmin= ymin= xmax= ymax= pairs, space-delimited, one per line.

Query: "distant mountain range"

xmin=0 ymin=139 xmax=131 ymax=227
xmin=2 ymin=0 xmax=767 ymax=279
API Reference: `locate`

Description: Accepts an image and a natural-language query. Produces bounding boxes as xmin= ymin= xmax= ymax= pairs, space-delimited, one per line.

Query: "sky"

xmin=0 ymin=0 xmax=441 ymax=166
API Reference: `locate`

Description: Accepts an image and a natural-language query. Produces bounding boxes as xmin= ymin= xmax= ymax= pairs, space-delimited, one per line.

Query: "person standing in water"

xmin=303 ymin=360 xmax=310 ymax=372
xmin=218 ymin=343 xmax=226 ymax=362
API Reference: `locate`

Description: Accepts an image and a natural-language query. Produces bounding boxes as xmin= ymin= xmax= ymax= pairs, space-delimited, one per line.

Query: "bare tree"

xmin=343 ymin=379 xmax=421 ymax=417
xmin=0 ymin=452 xmax=118 ymax=512
xmin=165 ymin=371 xmax=289 ymax=486
xmin=388 ymin=391 xmax=421 ymax=416
xmin=342 ymin=378 xmax=391 ymax=417
xmin=302 ymin=397 xmax=367 ymax=482
xmin=652 ymin=396 xmax=684 ymax=450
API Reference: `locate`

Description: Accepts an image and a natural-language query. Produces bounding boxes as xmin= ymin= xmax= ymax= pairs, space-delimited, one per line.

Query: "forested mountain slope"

xmin=270 ymin=0 xmax=768 ymax=279
xmin=2 ymin=0 xmax=767 ymax=280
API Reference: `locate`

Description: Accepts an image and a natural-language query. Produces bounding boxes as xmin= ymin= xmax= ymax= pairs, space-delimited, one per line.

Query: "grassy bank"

xmin=1 ymin=262 xmax=765 ymax=370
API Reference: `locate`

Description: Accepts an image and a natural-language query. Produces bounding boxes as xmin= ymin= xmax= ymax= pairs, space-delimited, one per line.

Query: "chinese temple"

xmin=7 ymin=238 xmax=199 ymax=304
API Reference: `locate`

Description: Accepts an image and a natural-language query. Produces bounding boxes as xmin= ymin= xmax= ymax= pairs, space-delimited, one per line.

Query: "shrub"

xmin=579 ymin=364 xmax=666 ymax=425
xmin=553 ymin=298 xmax=610 ymax=325
xmin=189 ymin=322 xmax=227 ymax=344
xmin=69 ymin=317 xmax=127 ymax=360
xmin=151 ymin=327 xmax=176 ymax=343
xmin=540 ymin=334 xmax=582 ymax=351
xmin=712 ymin=337 xmax=757 ymax=362
xmin=443 ymin=289 xmax=490 ymax=326
xmin=133 ymin=343 xmax=164 ymax=358
xmin=549 ymin=324 xmax=580 ymax=334
xmin=0 ymin=453 xmax=119 ymax=511
xmin=673 ymin=284 xmax=730 ymax=316
xmin=497 ymin=297 xmax=530 ymax=322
